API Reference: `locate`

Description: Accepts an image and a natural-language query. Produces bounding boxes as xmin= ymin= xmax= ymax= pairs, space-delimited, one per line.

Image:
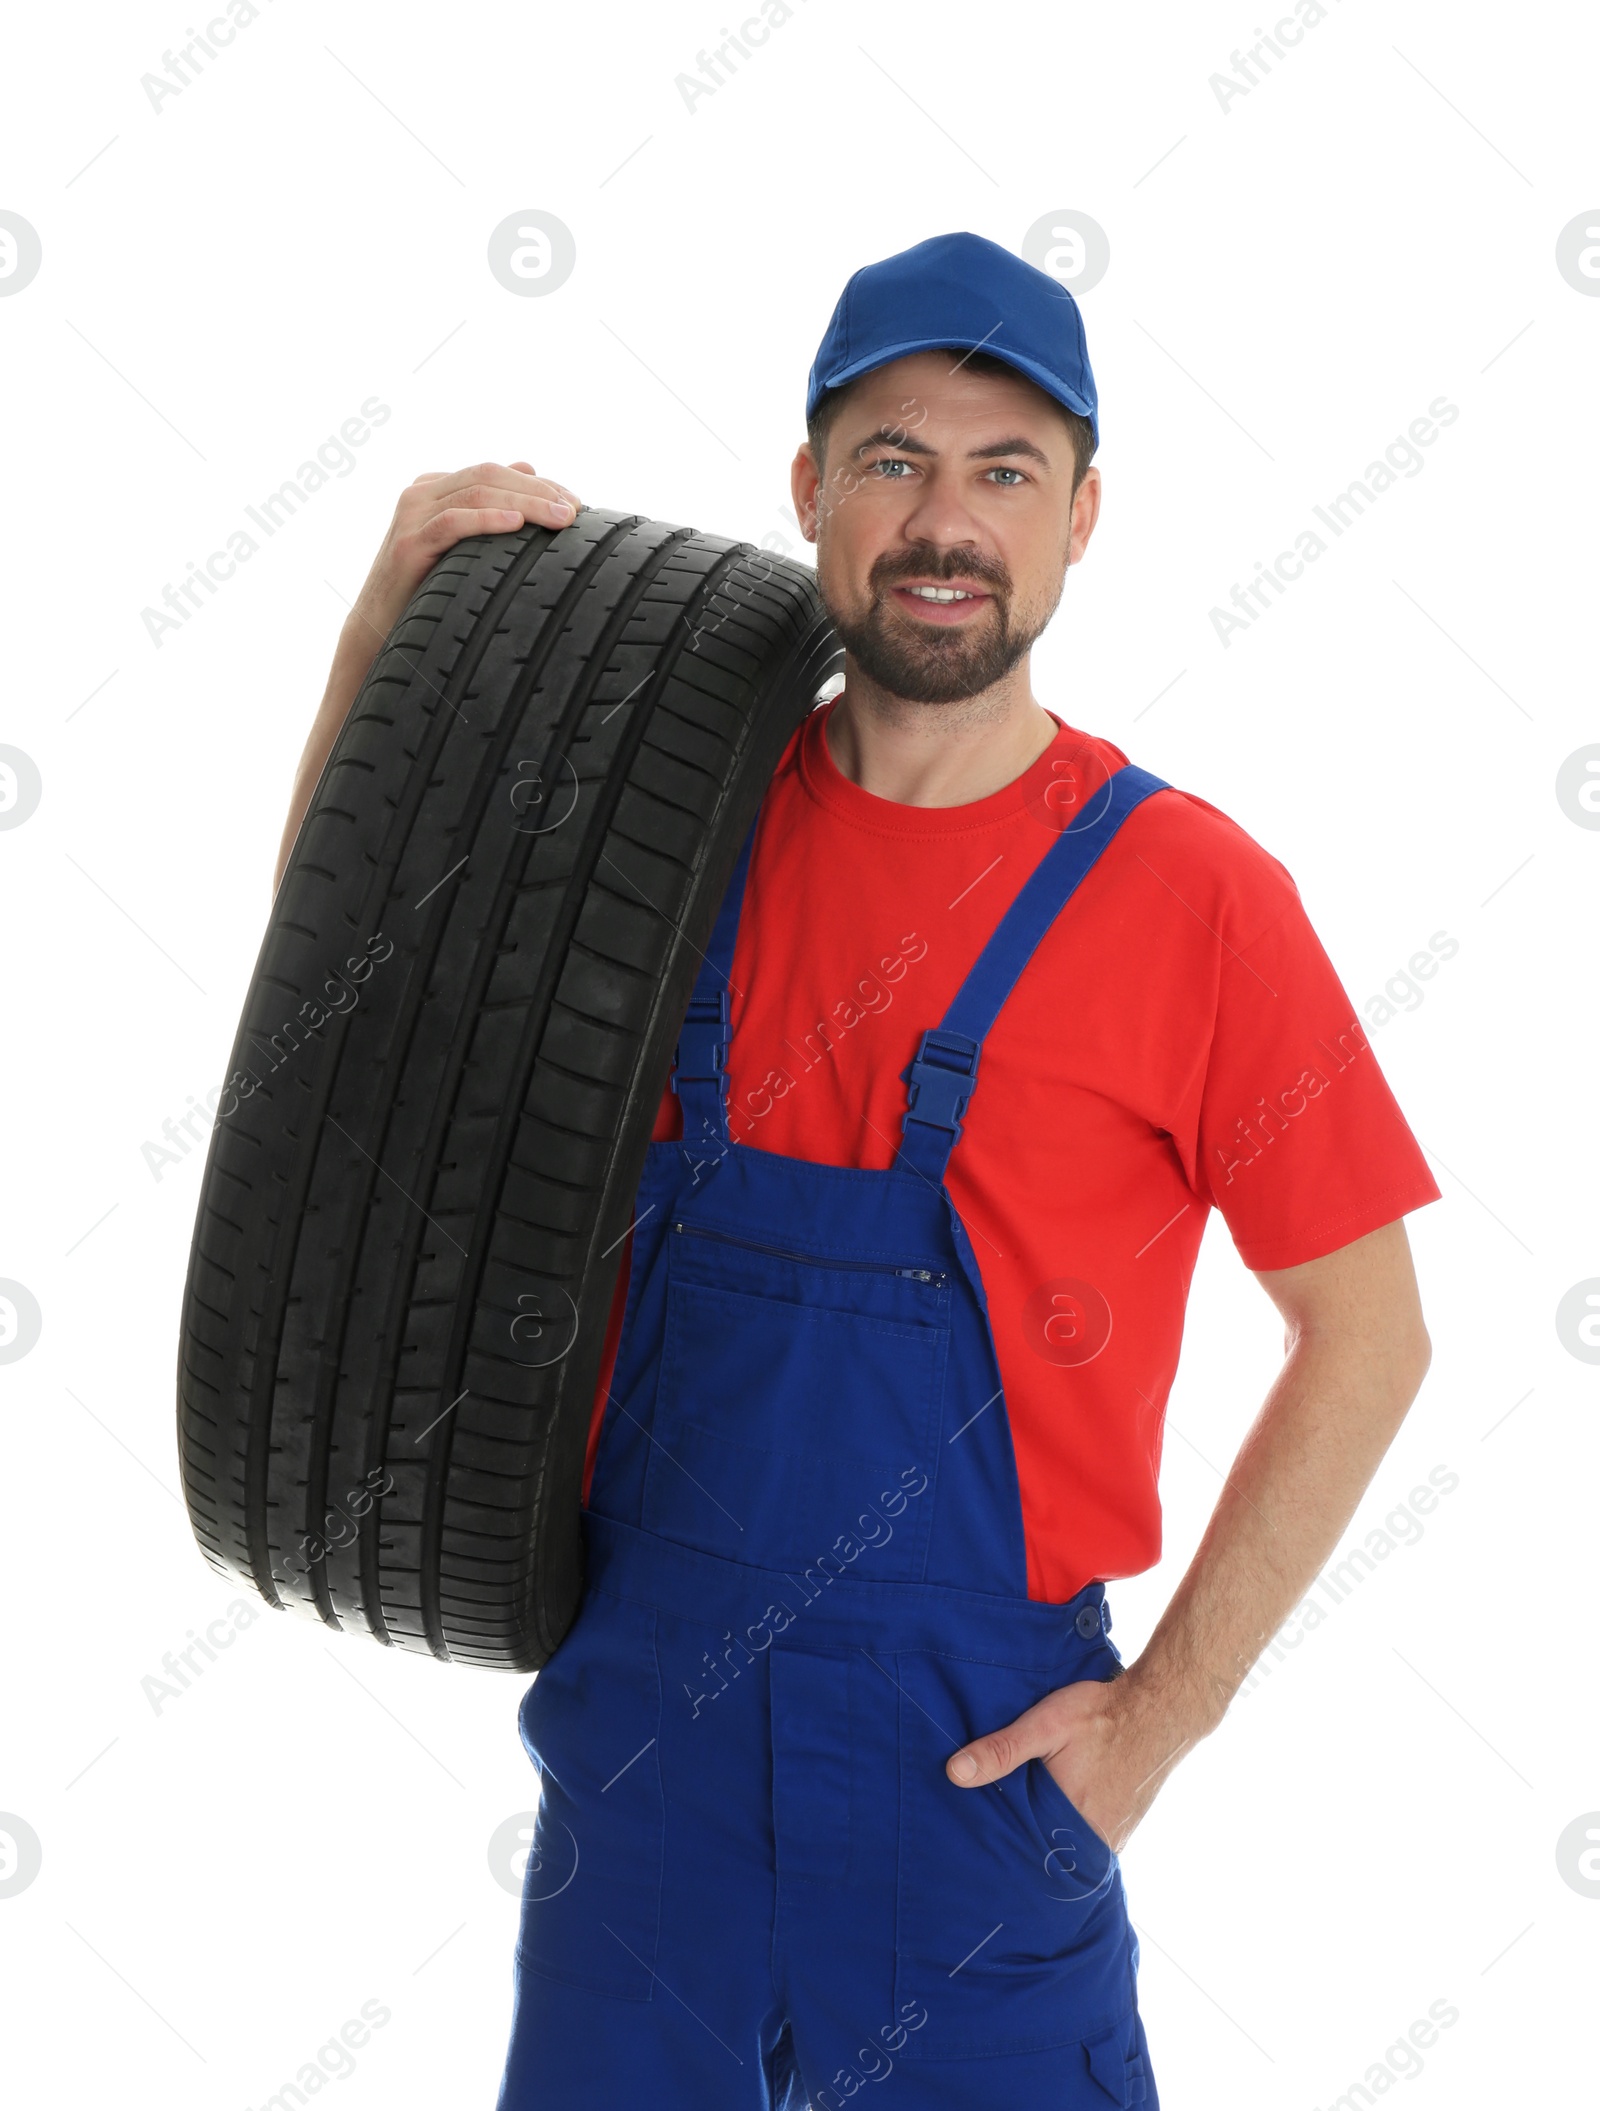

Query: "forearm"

xmin=272 ymin=621 xmax=381 ymax=899
xmin=1123 ymin=1316 xmax=1431 ymax=1750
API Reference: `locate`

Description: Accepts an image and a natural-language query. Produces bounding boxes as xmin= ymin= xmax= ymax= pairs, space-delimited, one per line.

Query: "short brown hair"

xmin=807 ymin=348 xmax=1097 ymax=495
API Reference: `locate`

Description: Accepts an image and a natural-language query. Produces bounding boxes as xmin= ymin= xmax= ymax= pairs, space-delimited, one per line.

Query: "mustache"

xmin=871 ymin=545 xmax=1011 ymax=595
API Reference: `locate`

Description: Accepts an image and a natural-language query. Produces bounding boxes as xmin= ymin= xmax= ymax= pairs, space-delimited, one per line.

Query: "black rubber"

xmin=175 ymin=507 xmax=841 ymax=1671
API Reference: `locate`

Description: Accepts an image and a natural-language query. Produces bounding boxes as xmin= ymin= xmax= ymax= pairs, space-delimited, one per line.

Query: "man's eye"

xmin=868 ymin=457 xmax=912 ymax=477
xmin=989 ymin=466 xmax=1025 ymax=485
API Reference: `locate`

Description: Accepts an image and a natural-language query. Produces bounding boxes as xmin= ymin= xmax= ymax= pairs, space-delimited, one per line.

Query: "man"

xmin=277 ymin=232 xmax=1438 ymax=2108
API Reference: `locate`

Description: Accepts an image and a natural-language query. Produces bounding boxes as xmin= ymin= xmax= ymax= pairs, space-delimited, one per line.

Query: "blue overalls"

xmin=498 ymin=762 xmax=1171 ymax=2109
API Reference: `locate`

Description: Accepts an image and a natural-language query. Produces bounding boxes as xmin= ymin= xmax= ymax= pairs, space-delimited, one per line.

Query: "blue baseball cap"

xmin=805 ymin=230 xmax=1098 ymax=450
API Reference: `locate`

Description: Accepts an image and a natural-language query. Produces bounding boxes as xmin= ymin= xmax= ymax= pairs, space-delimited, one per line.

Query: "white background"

xmin=1 ymin=0 xmax=1596 ymax=2104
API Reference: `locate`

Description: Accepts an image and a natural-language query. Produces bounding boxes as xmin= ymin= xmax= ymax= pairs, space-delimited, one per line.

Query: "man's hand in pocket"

xmin=944 ymin=1662 xmax=1200 ymax=1856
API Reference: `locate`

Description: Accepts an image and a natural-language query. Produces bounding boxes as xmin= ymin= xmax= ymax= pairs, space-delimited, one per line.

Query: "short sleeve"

xmin=1196 ymin=899 xmax=1442 ymax=1270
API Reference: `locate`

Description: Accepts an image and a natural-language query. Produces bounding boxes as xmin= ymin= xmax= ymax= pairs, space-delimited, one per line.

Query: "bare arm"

xmin=272 ymin=460 xmax=582 ymax=898
xmin=946 ymin=1216 xmax=1433 ymax=1848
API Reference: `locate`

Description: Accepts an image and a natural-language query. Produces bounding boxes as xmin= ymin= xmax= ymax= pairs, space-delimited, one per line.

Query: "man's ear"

xmin=1067 ymin=463 xmax=1103 ymax=566
xmin=791 ymin=442 xmax=823 ymax=543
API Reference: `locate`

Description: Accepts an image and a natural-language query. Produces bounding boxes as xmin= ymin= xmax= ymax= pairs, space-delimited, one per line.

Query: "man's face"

xmin=791 ymin=350 xmax=1101 ymax=706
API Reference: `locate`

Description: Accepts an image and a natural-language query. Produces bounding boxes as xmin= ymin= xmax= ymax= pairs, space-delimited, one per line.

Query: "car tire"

xmin=176 ymin=507 xmax=841 ymax=1671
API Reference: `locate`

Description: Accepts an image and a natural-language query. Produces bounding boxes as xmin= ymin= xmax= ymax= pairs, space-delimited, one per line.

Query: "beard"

xmin=824 ymin=542 xmax=1064 ymax=706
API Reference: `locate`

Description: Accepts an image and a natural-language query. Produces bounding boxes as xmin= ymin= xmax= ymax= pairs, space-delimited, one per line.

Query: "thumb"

xmin=946 ymin=1702 xmax=1056 ymax=1789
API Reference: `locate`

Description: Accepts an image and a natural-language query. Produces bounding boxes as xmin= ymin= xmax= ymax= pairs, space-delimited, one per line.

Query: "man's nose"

xmin=892 ymin=471 xmax=996 ymax=552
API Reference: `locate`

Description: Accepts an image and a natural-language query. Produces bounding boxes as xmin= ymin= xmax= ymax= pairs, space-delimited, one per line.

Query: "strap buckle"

xmin=901 ymin=1027 xmax=982 ymax=1139
xmin=671 ymin=987 xmax=731 ymax=1097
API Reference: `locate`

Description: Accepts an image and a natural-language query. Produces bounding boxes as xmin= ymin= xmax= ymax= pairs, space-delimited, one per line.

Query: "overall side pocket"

xmin=514 ymin=1590 xmax=665 ymax=2000
xmin=892 ymin=1648 xmax=1132 ymax=2060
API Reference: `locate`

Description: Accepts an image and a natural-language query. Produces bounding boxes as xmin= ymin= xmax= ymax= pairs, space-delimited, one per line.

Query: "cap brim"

xmin=811 ymin=335 xmax=1096 ymax=432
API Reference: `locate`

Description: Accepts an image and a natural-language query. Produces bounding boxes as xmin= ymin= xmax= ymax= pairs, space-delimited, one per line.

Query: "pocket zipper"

xmin=671 ymin=1220 xmax=946 ymax=1285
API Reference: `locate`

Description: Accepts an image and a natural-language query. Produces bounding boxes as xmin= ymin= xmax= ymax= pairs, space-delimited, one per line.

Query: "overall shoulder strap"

xmin=894 ymin=764 xmax=1171 ymax=1185
xmin=670 ymin=814 xmax=759 ymax=1157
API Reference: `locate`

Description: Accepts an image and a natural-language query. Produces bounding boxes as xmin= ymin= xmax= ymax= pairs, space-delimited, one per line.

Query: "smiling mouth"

xmin=888 ymin=583 xmax=995 ymax=623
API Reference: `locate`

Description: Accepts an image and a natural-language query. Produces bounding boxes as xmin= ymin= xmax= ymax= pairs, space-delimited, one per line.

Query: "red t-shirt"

xmin=583 ymin=702 xmax=1441 ymax=1601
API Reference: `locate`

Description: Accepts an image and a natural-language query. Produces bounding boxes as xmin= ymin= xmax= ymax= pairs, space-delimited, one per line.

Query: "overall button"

xmin=1075 ymin=1604 xmax=1102 ymax=1639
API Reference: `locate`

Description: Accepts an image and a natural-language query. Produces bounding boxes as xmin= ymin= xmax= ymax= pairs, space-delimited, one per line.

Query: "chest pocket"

xmin=642 ymin=1219 xmax=951 ymax=1580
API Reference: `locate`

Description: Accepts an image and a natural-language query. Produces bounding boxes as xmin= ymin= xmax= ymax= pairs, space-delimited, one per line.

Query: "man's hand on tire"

xmin=344 ymin=461 xmax=582 ymax=667
xmin=275 ymin=462 xmax=580 ymax=895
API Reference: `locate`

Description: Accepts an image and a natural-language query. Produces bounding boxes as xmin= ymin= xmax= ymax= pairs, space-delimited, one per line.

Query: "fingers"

xmin=411 ymin=506 xmax=533 ymax=546
xmin=947 ymin=1687 xmax=1085 ymax=1788
xmin=408 ymin=461 xmax=580 ymax=524
xmin=375 ymin=461 xmax=584 ymax=618
xmin=947 ymin=1710 xmax=1045 ymax=1787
